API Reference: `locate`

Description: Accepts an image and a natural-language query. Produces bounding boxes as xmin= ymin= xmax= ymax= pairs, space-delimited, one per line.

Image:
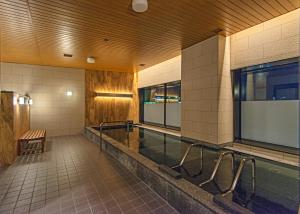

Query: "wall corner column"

xmin=181 ymin=35 xmax=233 ymax=145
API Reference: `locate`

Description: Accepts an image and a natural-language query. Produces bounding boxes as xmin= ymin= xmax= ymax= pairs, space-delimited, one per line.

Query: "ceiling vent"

xmin=212 ymin=28 xmax=223 ymax=34
xmin=63 ymin=53 xmax=73 ymax=57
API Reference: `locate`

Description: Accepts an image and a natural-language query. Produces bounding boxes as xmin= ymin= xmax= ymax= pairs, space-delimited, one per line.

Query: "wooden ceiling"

xmin=0 ymin=0 xmax=299 ymax=72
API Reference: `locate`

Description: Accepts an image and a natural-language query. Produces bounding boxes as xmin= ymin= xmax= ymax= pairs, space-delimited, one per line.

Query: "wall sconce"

xmin=28 ymin=98 xmax=33 ymax=105
xmin=66 ymin=91 xmax=73 ymax=96
xmin=18 ymin=96 xmax=25 ymax=105
xmin=95 ymin=92 xmax=133 ymax=98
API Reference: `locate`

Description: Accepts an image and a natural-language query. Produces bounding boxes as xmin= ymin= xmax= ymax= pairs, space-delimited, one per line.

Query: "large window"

xmin=143 ymin=84 xmax=165 ymax=125
xmin=240 ymin=62 xmax=299 ymax=101
xmin=234 ymin=58 xmax=299 ymax=151
xmin=140 ymin=81 xmax=181 ymax=129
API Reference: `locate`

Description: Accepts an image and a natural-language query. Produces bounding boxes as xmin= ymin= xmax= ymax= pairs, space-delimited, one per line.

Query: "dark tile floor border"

xmin=84 ymin=127 xmax=252 ymax=214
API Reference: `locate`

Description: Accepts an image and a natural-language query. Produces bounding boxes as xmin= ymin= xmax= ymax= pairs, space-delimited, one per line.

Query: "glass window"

xmin=166 ymin=81 xmax=181 ymax=127
xmin=144 ymin=85 xmax=165 ymax=104
xmin=234 ymin=58 xmax=299 ymax=151
xmin=140 ymin=81 xmax=181 ymax=129
xmin=143 ymin=85 xmax=165 ymax=125
xmin=166 ymin=81 xmax=181 ymax=103
xmin=241 ymin=62 xmax=299 ymax=101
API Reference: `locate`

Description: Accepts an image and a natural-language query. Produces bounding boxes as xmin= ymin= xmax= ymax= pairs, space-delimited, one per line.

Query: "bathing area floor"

xmin=0 ymin=135 xmax=178 ymax=214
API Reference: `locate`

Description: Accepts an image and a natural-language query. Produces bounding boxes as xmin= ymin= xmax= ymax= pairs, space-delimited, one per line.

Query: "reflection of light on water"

xmin=234 ymin=88 xmax=239 ymax=96
xmin=270 ymin=169 xmax=281 ymax=174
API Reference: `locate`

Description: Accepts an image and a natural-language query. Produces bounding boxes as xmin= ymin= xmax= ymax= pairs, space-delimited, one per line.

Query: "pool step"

xmin=158 ymin=165 xmax=182 ymax=179
xmin=213 ymin=194 xmax=254 ymax=214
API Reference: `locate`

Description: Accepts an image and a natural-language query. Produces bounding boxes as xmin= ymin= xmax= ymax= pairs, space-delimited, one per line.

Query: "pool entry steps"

xmin=159 ymin=143 xmax=203 ymax=179
xmin=159 ymin=147 xmax=256 ymax=207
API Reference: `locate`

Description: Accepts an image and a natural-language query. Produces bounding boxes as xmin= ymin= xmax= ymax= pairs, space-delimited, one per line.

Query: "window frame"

xmin=139 ymin=80 xmax=181 ymax=130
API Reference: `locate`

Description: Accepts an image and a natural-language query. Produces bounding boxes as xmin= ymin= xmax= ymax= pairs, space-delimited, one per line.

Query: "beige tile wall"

xmin=138 ymin=55 xmax=181 ymax=88
xmin=181 ymin=35 xmax=233 ymax=144
xmin=218 ymin=36 xmax=233 ymax=144
xmin=231 ymin=9 xmax=300 ymax=69
xmin=0 ymin=62 xmax=85 ymax=136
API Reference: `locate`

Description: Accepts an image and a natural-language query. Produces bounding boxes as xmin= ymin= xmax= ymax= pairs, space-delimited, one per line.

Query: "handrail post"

xmin=199 ymin=151 xmax=234 ymax=187
xmin=99 ymin=120 xmax=130 ymax=152
xmin=222 ymin=157 xmax=255 ymax=197
xmin=172 ymin=143 xmax=202 ymax=169
xmin=99 ymin=122 xmax=104 ymax=151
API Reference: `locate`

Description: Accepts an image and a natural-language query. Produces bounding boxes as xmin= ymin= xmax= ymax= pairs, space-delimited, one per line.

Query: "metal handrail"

xmin=222 ymin=157 xmax=256 ymax=197
xmin=172 ymin=143 xmax=203 ymax=169
xmin=199 ymin=151 xmax=235 ymax=187
xmin=99 ymin=120 xmax=130 ymax=151
xmin=166 ymin=143 xmax=203 ymax=177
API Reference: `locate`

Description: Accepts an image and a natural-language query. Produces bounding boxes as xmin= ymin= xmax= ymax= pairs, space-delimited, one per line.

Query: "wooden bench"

xmin=18 ymin=130 xmax=46 ymax=155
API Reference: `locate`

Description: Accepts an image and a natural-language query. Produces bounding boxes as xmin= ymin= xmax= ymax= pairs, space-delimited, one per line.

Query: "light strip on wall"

xmin=96 ymin=92 xmax=133 ymax=98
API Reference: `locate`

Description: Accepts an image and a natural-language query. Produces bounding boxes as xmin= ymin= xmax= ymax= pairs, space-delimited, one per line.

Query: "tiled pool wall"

xmin=84 ymin=127 xmax=252 ymax=214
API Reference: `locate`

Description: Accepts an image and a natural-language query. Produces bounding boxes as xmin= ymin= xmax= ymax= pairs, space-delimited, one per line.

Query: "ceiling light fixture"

xmin=132 ymin=0 xmax=148 ymax=13
xmin=87 ymin=57 xmax=96 ymax=64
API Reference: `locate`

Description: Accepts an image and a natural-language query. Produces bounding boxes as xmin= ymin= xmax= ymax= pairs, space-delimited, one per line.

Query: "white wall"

xmin=0 ymin=62 xmax=85 ymax=137
xmin=138 ymin=56 xmax=181 ymax=88
xmin=231 ymin=9 xmax=300 ymax=69
xmin=241 ymin=101 xmax=299 ymax=148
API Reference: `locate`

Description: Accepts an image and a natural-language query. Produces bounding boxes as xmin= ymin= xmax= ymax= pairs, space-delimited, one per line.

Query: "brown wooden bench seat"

xmin=18 ymin=130 xmax=46 ymax=155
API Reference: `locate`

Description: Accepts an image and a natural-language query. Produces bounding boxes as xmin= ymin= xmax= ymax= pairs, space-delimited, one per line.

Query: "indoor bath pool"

xmin=92 ymin=126 xmax=300 ymax=214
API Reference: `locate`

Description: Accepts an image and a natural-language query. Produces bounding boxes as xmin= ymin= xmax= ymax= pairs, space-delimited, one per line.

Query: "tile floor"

xmin=0 ymin=135 xmax=179 ymax=214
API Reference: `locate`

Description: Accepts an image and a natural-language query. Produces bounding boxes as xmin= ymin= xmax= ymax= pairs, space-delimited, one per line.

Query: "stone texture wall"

xmin=85 ymin=70 xmax=139 ymax=126
xmin=181 ymin=35 xmax=233 ymax=144
xmin=0 ymin=92 xmax=30 ymax=165
xmin=231 ymin=8 xmax=300 ymax=70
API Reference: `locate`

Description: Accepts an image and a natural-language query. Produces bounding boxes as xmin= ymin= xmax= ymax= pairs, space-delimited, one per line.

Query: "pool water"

xmin=99 ymin=127 xmax=300 ymax=214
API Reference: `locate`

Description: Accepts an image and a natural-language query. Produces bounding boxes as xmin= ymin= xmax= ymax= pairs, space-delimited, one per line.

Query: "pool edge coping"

xmin=84 ymin=127 xmax=253 ymax=214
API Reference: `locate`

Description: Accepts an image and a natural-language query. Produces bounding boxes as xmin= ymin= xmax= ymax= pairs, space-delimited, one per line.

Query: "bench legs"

xmin=41 ymin=139 xmax=45 ymax=153
xmin=17 ymin=140 xmax=22 ymax=156
xmin=17 ymin=139 xmax=45 ymax=155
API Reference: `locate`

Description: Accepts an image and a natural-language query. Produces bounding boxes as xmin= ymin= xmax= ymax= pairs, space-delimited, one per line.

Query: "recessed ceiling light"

xmin=139 ymin=63 xmax=146 ymax=67
xmin=87 ymin=57 xmax=96 ymax=64
xmin=63 ymin=53 xmax=73 ymax=57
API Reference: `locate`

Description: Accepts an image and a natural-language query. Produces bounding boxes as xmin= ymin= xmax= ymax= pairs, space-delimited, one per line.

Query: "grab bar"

xmin=159 ymin=143 xmax=203 ymax=178
xmin=99 ymin=120 xmax=130 ymax=151
xmin=172 ymin=143 xmax=203 ymax=169
xmin=222 ymin=157 xmax=256 ymax=197
xmin=199 ymin=151 xmax=234 ymax=187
